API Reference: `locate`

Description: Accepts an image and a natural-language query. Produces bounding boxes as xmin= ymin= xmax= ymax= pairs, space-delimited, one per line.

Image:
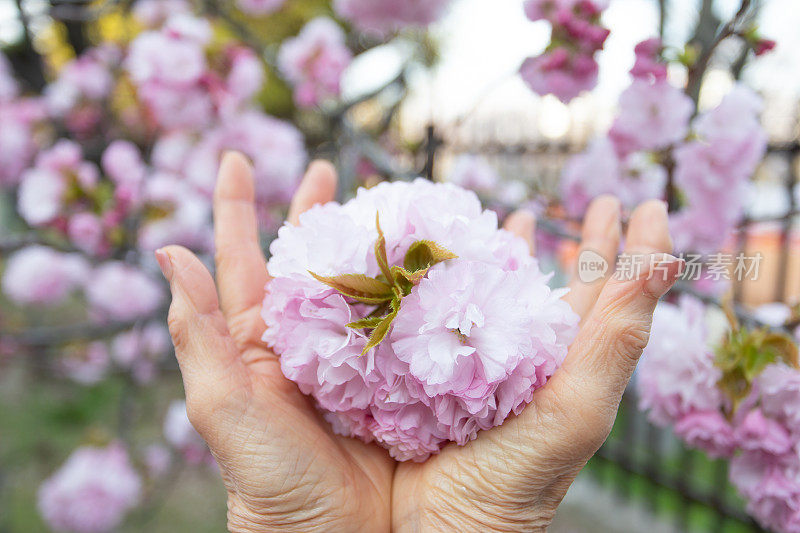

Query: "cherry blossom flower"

xmin=45 ymin=46 xmax=118 ymax=135
xmin=637 ymin=295 xmax=725 ymax=427
xmin=0 ymin=51 xmax=18 ymax=101
xmin=2 ymin=246 xmax=89 ymax=306
xmin=263 ymin=179 xmax=577 ymax=460
xmin=445 ymin=154 xmax=500 ymax=195
xmin=278 ymin=18 xmax=352 ymax=108
xmin=630 ymin=38 xmax=667 ymax=81
xmin=17 ymin=140 xmax=99 ymax=227
xmin=608 ymin=79 xmax=693 ymax=155
xmin=182 ymin=110 xmax=307 ymax=205
xmin=333 ymin=0 xmax=451 ymax=34
xmin=60 ymin=342 xmax=111 ymax=385
xmin=0 ymin=97 xmax=47 ymax=186
xmin=111 ymin=323 xmax=170 ymax=383
xmin=38 ymin=443 xmax=141 ymax=533
xmin=520 ymin=48 xmax=598 ymax=103
xmin=164 ymin=400 xmax=214 ymax=465
xmin=86 ymin=262 xmax=164 ymax=321
xmin=237 ymin=0 xmax=286 ymax=15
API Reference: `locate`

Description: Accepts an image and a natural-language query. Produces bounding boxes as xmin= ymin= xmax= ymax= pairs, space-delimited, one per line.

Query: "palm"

xmin=210 ymin=346 xmax=393 ymax=531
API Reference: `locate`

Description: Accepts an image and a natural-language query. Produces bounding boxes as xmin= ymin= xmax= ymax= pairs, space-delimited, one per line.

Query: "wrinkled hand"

xmin=160 ymin=153 xmax=682 ymax=533
xmin=392 ymin=196 xmax=683 ymax=532
xmin=157 ymin=153 xmax=393 ymax=532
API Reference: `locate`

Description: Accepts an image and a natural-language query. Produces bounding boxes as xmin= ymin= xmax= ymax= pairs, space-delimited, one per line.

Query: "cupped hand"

xmin=392 ymin=197 xmax=684 ymax=532
xmin=160 ymin=153 xmax=683 ymax=533
xmin=157 ymin=153 xmax=393 ymax=533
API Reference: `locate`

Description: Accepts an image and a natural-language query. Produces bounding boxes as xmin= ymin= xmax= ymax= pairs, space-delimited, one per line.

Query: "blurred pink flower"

xmin=560 ymin=138 xmax=665 ymax=217
xmin=111 ymin=323 xmax=170 ymax=383
xmin=670 ymin=86 xmax=767 ymax=253
xmin=164 ymin=400 xmax=214 ymax=465
xmin=0 ymin=51 xmax=18 ymax=101
xmin=630 ymin=38 xmax=666 ymax=81
xmin=38 ymin=443 xmax=141 ymax=533
xmin=236 ymin=0 xmax=285 ymax=15
xmin=445 ymin=154 xmax=500 ymax=195
xmin=608 ymin=79 xmax=693 ymax=155
xmin=132 ymin=0 xmax=191 ymax=27
xmin=223 ymin=47 xmax=265 ymax=108
xmin=520 ymin=48 xmax=598 ymax=103
xmin=278 ymin=17 xmax=352 ymax=108
xmin=68 ymin=213 xmax=106 ymax=256
xmin=183 ymin=110 xmax=306 ymax=204
xmin=18 ymin=140 xmax=99 ymax=227
xmin=137 ymin=172 xmax=212 ymax=252
xmin=2 ymin=246 xmax=89 ymax=306
xmin=333 ymin=0 xmax=451 ymax=34
xmin=674 ymin=410 xmax=736 ymax=458
xmin=143 ymin=444 xmax=172 ymax=478
xmin=45 ymin=46 xmax=117 ymax=126
xmin=102 ymin=140 xmax=146 ymax=189
xmin=756 ymin=364 xmax=800 ymax=430
xmin=636 ymin=295 xmax=725 ymax=426
xmin=730 ymin=451 xmax=800 ymax=532
xmin=734 ymin=408 xmax=793 ymax=455
xmin=0 ymin=98 xmax=47 ymax=186
xmin=61 ymin=342 xmax=111 ymax=385
xmin=86 ymin=262 xmax=164 ymax=321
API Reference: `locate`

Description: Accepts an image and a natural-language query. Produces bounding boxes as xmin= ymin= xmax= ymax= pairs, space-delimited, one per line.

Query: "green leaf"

xmin=308 ymin=272 xmax=393 ymax=304
xmin=346 ymin=316 xmax=385 ymax=330
xmin=763 ymin=332 xmax=800 ymax=368
xmin=374 ymin=213 xmax=394 ymax=284
xmin=403 ymin=240 xmax=458 ymax=272
xmin=390 ymin=265 xmax=428 ymax=287
xmin=362 ymin=309 xmax=398 ymax=355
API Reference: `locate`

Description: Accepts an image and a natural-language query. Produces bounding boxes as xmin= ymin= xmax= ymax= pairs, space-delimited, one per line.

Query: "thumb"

xmin=558 ymin=253 xmax=684 ymax=405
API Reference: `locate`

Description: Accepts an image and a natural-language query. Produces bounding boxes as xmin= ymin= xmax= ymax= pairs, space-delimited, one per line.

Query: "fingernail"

xmin=644 ymin=254 xmax=684 ymax=298
xmin=155 ymin=249 xmax=173 ymax=281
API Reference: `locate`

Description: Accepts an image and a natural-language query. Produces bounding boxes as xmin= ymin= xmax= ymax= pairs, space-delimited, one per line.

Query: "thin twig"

xmin=686 ymin=0 xmax=752 ymax=98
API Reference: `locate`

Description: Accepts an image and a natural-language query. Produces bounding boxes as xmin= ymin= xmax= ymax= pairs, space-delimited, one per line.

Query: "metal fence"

xmin=425 ymin=121 xmax=800 ymax=531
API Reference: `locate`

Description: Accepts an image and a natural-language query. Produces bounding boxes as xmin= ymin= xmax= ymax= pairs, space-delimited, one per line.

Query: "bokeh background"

xmin=1 ymin=0 xmax=799 ymax=531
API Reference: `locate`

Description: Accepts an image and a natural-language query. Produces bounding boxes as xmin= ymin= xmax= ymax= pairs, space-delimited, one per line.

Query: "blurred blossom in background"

xmin=0 ymin=0 xmax=799 ymax=531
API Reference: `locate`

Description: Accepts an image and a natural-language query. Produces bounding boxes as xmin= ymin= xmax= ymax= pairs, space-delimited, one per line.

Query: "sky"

xmin=382 ymin=0 xmax=800 ymax=138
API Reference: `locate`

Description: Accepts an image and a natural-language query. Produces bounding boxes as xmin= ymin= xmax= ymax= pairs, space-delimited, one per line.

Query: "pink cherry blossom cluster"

xmin=638 ymin=296 xmax=800 ymax=532
xmin=333 ymin=0 xmax=452 ymax=35
xmin=262 ymin=179 xmax=578 ymax=461
xmin=126 ymin=14 xmax=264 ymax=130
xmin=0 ymin=5 xmax=310 ymax=387
xmin=520 ymin=0 xmax=610 ymax=103
xmin=236 ymin=0 xmax=286 ymax=16
xmin=669 ymin=86 xmax=768 ymax=253
xmin=561 ymin=36 xmax=767 ymax=253
xmin=444 ymin=153 xmax=531 ymax=220
xmin=561 ymin=38 xmax=688 ymax=217
xmin=44 ymin=45 xmax=118 ymax=137
xmin=38 ymin=443 xmax=142 ymax=533
xmin=278 ymin=17 xmax=353 ymax=108
xmin=0 ymin=52 xmax=48 ymax=186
